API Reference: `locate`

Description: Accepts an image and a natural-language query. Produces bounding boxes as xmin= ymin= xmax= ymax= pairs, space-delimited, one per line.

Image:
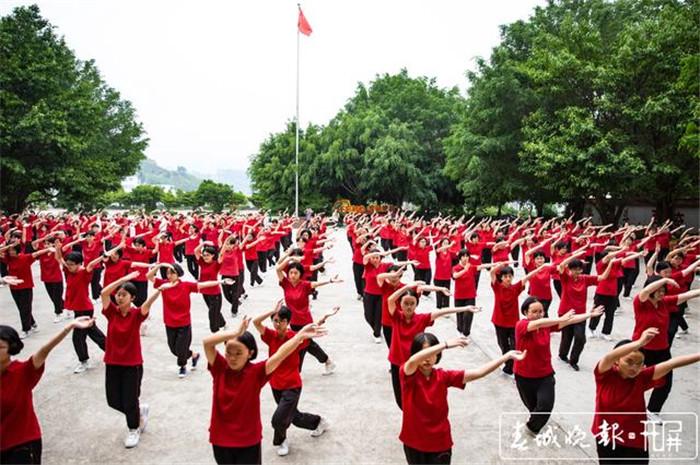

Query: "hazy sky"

xmin=2 ymin=0 xmax=547 ymax=175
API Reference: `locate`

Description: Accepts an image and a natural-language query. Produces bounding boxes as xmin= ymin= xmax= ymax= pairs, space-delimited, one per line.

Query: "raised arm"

xmin=653 ymin=352 xmax=700 ymax=380
xmin=403 ymin=336 xmax=469 ymax=376
xmin=430 ymin=305 xmax=481 ymax=322
xmin=203 ymin=316 xmax=251 ymax=365
xmin=252 ymin=302 xmax=281 ymax=335
xmin=310 ymin=274 xmax=343 ymax=290
xmin=598 ymin=328 xmax=658 ymax=373
xmin=32 ymin=317 xmax=96 ymax=369
xmin=266 ymin=324 xmax=327 ymax=375
xmin=463 ymin=350 xmax=527 ymax=383
xmin=639 ymin=278 xmax=678 ymax=302
xmin=101 ymin=271 xmax=141 ymax=309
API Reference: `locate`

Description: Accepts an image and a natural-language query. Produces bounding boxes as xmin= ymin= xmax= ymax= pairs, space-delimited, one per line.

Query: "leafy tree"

xmin=195 ymin=179 xmax=246 ymax=212
xmin=0 ymin=5 xmax=148 ymax=213
xmin=124 ymin=185 xmax=164 ymax=211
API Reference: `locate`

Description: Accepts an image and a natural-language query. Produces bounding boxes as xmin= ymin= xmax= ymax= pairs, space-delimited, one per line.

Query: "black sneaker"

xmin=178 ymin=366 xmax=187 ymax=378
xmin=191 ymin=353 xmax=201 ymax=370
xmin=559 ymin=354 xmax=569 ymax=363
xmin=570 ymin=362 xmax=580 ymax=371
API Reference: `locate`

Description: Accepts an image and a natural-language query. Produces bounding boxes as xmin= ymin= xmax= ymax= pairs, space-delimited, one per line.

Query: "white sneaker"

xmin=311 ymin=417 xmax=329 ymax=437
xmin=53 ymin=314 xmax=63 ymax=323
xmin=586 ymin=328 xmax=596 ymax=338
xmin=373 ymin=336 xmax=382 ymax=344
xmin=601 ymin=334 xmax=612 ymax=342
xmin=647 ymin=411 xmax=663 ymax=424
xmin=139 ymin=403 xmax=149 ymax=433
xmin=124 ymin=429 xmax=140 ymax=448
xmin=73 ymin=361 xmax=89 ymax=374
xmin=20 ymin=331 xmax=30 ymax=340
xmin=323 ymin=360 xmax=336 ymax=376
xmin=276 ymin=439 xmax=289 ymax=456
xmin=30 ymin=325 xmax=39 ymax=334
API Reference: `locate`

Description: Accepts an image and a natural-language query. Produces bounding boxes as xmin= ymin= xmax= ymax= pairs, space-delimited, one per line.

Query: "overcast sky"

xmin=2 ymin=0 xmax=547 ymax=176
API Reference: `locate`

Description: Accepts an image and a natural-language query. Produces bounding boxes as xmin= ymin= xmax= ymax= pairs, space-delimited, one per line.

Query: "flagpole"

xmin=294 ymin=5 xmax=301 ymax=219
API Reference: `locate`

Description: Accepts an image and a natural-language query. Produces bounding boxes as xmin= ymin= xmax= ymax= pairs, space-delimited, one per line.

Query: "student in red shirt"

xmin=632 ymin=275 xmax=700 ymax=420
xmin=202 ymin=316 xmax=325 ymax=465
xmin=123 ymin=237 xmax=155 ymax=307
xmin=81 ymin=230 xmax=105 ymax=301
xmin=400 ymin=332 xmax=525 ymax=464
xmin=412 ymin=236 xmax=433 ymax=295
xmin=556 ymin=250 xmax=612 ymax=371
xmin=0 ymin=241 xmax=56 ymax=337
xmin=363 ymin=245 xmax=405 ymax=343
xmin=452 ymin=249 xmax=493 ymax=336
xmin=99 ymin=272 xmax=159 ymax=449
xmin=275 ymin=256 xmax=341 ymax=373
xmin=489 ymin=261 xmax=545 ymax=376
xmin=148 ymin=263 xmax=231 ymax=378
xmin=515 ymin=297 xmax=603 ymax=435
xmin=592 ymin=327 xmax=700 ymax=463
xmin=55 ymin=249 xmax=107 ymax=374
xmin=218 ymin=235 xmax=242 ymax=317
xmin=243 ymin=231 xmax=265 ymax=287
xmin=0 ymin=317 xmax=95 ymax=464
xmin=387 ymin=282 xmax=480 ymax=409
xmin=195 ymin=243 xmax=227 ymax=333
xmin=433 ymin=238 xmax=455 ymax=309
xmin=31 ymin=234 xmax=66 ymax=323
xmin=523 ymin=251 xmax=555 ymax=316
xmin=253 ymin=303 xmax=338 ymax=456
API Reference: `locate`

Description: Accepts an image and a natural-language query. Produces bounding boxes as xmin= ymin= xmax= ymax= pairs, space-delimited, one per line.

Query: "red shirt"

xmin=198 ymin=259 xmax=221 ymax=295
xmin=592 ymin=364 xmax=663 ymax=450
xmin=558 ymin=272 xmax=598 ymax=315
xmin=381 ymin=280 xmax=403 ymax=326
xmin=491 ymin=280 xmax=524 ymax=328
xmin=82 ymin=240 xmax=103 ymax=269
xmin=351 ymin=240 xmax=364 ymax=265
xmin=514 ymin=319 xmax=559 ymax=378
xmin=38 ymin=252 xmax=62 ymax=283
xmin=103 ymin=259 xmax=132 ymax=288
xmin=388 ymin=312 xmax=433 ymax=366
xmin=527 ymin=265 xmax=553 ymax=300
xmin=260 ymin=327 xmax=308 ymax=390
xmin=3 ymin=254 xmax=35 ymax=289
xmin=0 ymin=358 xmax=44 ymax=451
xmin=207 ymin=355 xmax=269 ymax=447
xmin=414 ymin=246 xmax=430 ymax=270
xmin=279 ymin=278 xmax=313 ymax=326
xmin=157 ymin=242 xmax=175 ymax=263
xmin=154 ymin=278 xmax=199 ymax=327
xmin=124 ymin=247 xmax=152 ymax=281
xmin=399 ymin=366 xmax=466 ymax=452
xmin=102 ymin=302 xmax=146 ymax=366
xmin=632 ymin=295 xmax=678 ymax=350
xmin=452 ymin=263 xmax=477 ymax=299
xmin=595 ymin=260 xmax=620 ymax=296
xmin=434 ymin=250 xmax=453 ymax=281
xmin=219 ymin=250 xmax=239 ymax=277
xmin=363 ymin=262 xmax=390 ymax=296
xmin=63 ymin=267 xmax=93 ymax=311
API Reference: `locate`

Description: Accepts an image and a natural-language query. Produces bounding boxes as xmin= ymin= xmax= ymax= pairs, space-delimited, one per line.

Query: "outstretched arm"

xmin=32 ymin=317 xmax=96 ymax=369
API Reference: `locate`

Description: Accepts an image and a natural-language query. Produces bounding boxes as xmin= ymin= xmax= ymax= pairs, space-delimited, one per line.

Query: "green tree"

xmin=0 ymin=5 xmax=147 ymax=213
xmin=124 ymin=185 xmax=164 ymax=211
xmin=195 ymin=179 xmax=246 ymax=212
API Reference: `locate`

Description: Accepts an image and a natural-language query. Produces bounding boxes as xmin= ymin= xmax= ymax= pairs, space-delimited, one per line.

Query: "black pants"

xmin=482 ymin=247 xmax=492 ymax=264
xmin=590 ymin=294 xmax=617 ymax=335
xmin=44 ymin=282 xmax=64 ymax=315
xmin=0 ymin=439 xmax=42 ymax=465
xmin=363 ymin=293 xmax=383 ymax=338
xmin=90 ymin=268 xmax=103 ymax=300
xmin=511 ymin=245 xmax=520 ymax=266
xmin=290 ymin=324 xmax=328 ymax=369
xmin=596 ymin=442 xmax=648 ymax=464
xmin=455 ymin=298 xmax=475 ymax=336
xmin=640 ymin=348 xmax=672 ymax=413
xmin=105 ymin=364 xmax=143 ymax=429
xmin=265 ymin=249 xmax=276 ymax=268
xmin=212 ymin=443 xmax=261 ymax=465
xmin=352 ymin=262 xmax=365 ymax=296
xmin=133 ymin=281 xmax=148 ymax=307
xmin=174 ymin=243 xmax=185 ymax=262
xmin=203 ymin=294 xmax=226 ymax=332
xmin=403 ymin=444 xmax=451 ymax=465
xmin=434 ymin=279 xmax=450 ymax=308
xmin=395 ymin=250 xmax=408 ymax=262
xmin=237 ymin=267 xmax=246 ymax=298
xmin=494 ymin=325 xmax=515 ymax=374
xmin=10 ymin=288 xmax=35 ymax=332
xmin=391 ymin=363 xmax=403 ymax=410
xmin=515 ymin=374 xmax=555 ymax=434
xmin=474 ymin=269 xmax=481 ymax=290
xmin=553 ymin=280 xmax=562 ymax=298
xmin=256 ymin=251 xmax=267 ymax=273
xmin=165 ymin=325 xmax=193 ymax=367
xmin=185 ymin=255 xmax=199 ymax=279
xmin=414 ymin=268 xmax=432 ymax=295
xmin=221 ymin=275 xmax=239 ymax=315
xmin=622 ymin=264 xmax=639 ymax=297
xmin=271 ymin=388 xmax=321 ymax=445
xmin=381 ymin=238 xmax=392 ymax=252
xmin=281 ymin=233 xmax=292 ymax=250
xmin=668 ymin=304 xmax=689 ymax=348
xmin=72 ymin=310 xmax=106 ymax=362
xmin=246 ymin=259 xmax=263 ymax=286
xmin=559 ymin=321 xmax=586 ymax=365
xmin=382 ymin=324 xmax=393 ymax=348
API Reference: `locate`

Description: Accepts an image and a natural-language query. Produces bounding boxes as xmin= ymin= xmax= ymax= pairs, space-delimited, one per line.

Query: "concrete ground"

xmin=2 ymin=227 xmax=698 ymax=464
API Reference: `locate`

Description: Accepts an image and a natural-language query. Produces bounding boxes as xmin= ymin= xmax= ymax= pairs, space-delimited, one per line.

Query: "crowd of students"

xmin=0 ymin=209 xmax=699 ymax=464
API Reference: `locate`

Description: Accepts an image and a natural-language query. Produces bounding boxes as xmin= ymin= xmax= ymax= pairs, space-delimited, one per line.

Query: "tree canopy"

xmin=0 ymin=5 xmax=147 ymax=213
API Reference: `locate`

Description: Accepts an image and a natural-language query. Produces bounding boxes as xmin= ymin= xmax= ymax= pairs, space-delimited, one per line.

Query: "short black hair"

xmin=457 ymin=249 xmax=470 ymax=261
xmin=521 ymin=296 xmax=541 ymax=315
xmin=410 ymin=332 xmax=442 ymax=364
xmin=65 ymin=251 xmax=83 ymax=264
xmin=236 ymin=331 xmax=258 ymax=360
xmin=168 ymin=263 xmax=185 ymax=277
xmin=287 ymin=262 xmax=304 ymax=277
xmin=533 ymin=251 xmax=546 ymax=259
xmin=133 ymin=238 xmax=147 ymax=247
xmin=117 ymin=282 xmax=138 ymax=298
xmin=0 ymin=325 xmax=23 ymax=356
xmin=655 ymin=261 xmax=672 ymax=273
xmin=568 ymin=259 xmax=584 ymax=271
xmin=497 ymin=266 xmax=515 ymax=282
xmin=275 ymin=306 xmax=292 ymax=322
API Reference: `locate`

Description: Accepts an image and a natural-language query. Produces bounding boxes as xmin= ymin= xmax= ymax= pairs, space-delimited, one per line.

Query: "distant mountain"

xmin=192 ymin=168 xmax=251 ymax=195
xmin=138 ymin=159 xmax=202 ymax=191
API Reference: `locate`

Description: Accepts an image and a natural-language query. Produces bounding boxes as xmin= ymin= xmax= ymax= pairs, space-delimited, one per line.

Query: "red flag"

xmin=298 ymin=7 xmax=312 ymax=36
